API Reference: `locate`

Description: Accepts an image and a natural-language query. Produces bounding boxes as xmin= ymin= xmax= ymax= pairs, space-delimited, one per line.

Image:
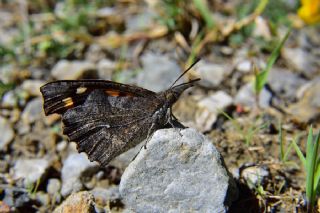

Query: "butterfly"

xmin=40 ymin=59 xmax=200 ymax=167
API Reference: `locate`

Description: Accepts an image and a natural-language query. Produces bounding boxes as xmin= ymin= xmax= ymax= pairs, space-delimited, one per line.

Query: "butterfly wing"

xmin=62 ymin=90 xmax=160 ymax=166
xmin=40 ymin=80 xmax=162 ymax=166
xmin=40 ymin=80 xmax=157 ymax=115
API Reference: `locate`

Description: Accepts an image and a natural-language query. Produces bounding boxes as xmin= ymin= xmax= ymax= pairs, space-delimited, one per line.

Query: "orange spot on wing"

xmin=62 ymin=97 xmax=74 ymax=107
xmin=105 ymin=89 xmax=134 ymax=97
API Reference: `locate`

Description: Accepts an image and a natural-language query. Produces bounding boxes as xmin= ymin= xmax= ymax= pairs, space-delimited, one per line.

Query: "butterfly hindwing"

xmin=60 ymin=89 xmax=159 ymax=166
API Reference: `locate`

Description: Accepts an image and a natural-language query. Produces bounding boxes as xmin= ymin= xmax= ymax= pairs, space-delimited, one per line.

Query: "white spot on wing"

xmin=76 ymin=87 xmax=87 ymax=94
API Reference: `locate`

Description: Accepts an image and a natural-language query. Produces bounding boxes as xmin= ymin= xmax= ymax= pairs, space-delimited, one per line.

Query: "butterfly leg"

xmin=168 ymin=109 xmax=186 ymax=128
xmin=131 ymin=122 xmax=156 ymax=162
xmin=144 ymin=122 xmax=157 ymax=149
xmin=167 ymin=109 xmax=185 ymax=137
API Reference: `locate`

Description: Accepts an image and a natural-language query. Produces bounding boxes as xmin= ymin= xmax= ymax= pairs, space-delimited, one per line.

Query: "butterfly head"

xmin=164 ymin=78 xmax=200 ymax=107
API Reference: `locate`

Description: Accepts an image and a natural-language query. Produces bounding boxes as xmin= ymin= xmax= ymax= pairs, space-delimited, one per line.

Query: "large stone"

xmin=119 ymin=128 xmax=238 ymax=213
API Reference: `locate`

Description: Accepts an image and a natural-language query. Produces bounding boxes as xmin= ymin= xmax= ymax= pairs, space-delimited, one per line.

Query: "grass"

xmin=219 ymin=110 xmax=268 ymax=146
xmin=192 ymin=0 xmax=215 ymax=29
xmin=26 ymin=178 xmax=41 ymax=198
xmin=253 ymin=28 xmax=291 ymax=95
xmin=291 ymin=127 xmax=320 ymax=212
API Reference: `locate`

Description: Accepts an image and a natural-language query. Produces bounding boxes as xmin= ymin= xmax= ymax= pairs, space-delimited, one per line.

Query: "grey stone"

xmin=195 ymin=61 xmax=232 ymax=88
xmin=90 ymin=186 xmax=120 ymax=206
xmin=85 ymin=44 xmax=107 ymax=63
xmin=47 ymin=178 xmax=61 ymax=195
xmin=61 ymin=153 xmax=99 ymax=197
xmin=195 ymin=91 xmax=233 ymax=131
xmin=136 ymin=53 xmax=181 ymax=92
xmin=0 ymin=116 xmax=14 ymax=150
xmin=53 ymin=191 xmax=95 ymax=213
xmin=125 ymin=9 xmax=156 ymax=33
xmin=120 ymin=128 xmax=238 ymax=213
xmin=97 ymin=7 xmax=116 ymax=17
xmin=21 ymin=80 xmax=46 ymax=97
xmin=234 ymin=82 xmax=271 ymax=108
xmin=287 ymin=77 xmax=320 ymax=123
xmin=236 ymin=60 xmax=252 ymax=73
xmin=282 ymin=47 xmax=319 ymax=78
xmin=241 ymin=166 xmax=269 ymax=189
xmin=3 ymin=188 xmax=30 ymax=208
xmin=13 ymin=158 xmax=50 ymax=185
xmin=1 ymin=90 xmax=17 ymax=108
xmin=36 ymin=191 xmax=51 ymax=206
xmin=268 ymin=68 xmax=307 ymax=100
xmin=51 ymin=60 xmax=96 ymax=80
xmin=21 ymin=98 xmax=44 ymax=124
xmin=97 ymin=58 xmax=115 ymax=80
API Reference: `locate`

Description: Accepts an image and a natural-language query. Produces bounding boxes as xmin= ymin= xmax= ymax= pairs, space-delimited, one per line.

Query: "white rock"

xmin=97 ymin=58 xmax=115 ymax=80
xmin=241 ymin=166 xmax=269 ymax=188
xmin=51 ymin=60 xmax=96 ymax=80
xmin=120 ymin=128 xmax=238 ymax=212
xmin=136 ymin=53 xmax=181 ymax=92
xmin=21 ymin=98 xmax=44 ymax=124
xmin=61 ymin=153 xmax=98 ymax=197
xmin=195 ymin=91 xmax=233 ymax=131
xmin=236 ymin=60 xmax=252 ymax=73
xmin=13 ymin=158 xmax=50 ymax=185
xmin=196 ymin=61 xmax=232 ymax=88
xmin=47 ymin=178 xmax=62 ymax=195
xmin=21 ymin=80 xmax=46 ymax=96
xmin=234 ymin=83 xmax=271 ymax=108
xmin=0 ymin=116 xmax=14 ymax=150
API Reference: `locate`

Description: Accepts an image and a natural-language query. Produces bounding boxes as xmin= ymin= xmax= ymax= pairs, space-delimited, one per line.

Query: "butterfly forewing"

xmin=41 ymin=82 xmax=161 ymax=166
xmin=40 ymin=80 xmax=157 ymax=115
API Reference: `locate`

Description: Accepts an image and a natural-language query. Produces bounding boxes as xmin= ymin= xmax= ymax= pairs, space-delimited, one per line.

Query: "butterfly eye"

xmin=166 ymin=92 xmax=175 ymax=100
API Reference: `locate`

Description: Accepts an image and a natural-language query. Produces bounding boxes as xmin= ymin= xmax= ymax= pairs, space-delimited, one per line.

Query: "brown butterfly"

xmin=40 ymin=59 xmax=200 ymax=166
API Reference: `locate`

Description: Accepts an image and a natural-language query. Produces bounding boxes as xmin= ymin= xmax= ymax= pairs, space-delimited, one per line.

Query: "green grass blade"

xmin=254 ymin=0 xmax=269 ymax=14
xmin=292 ymin=136 xmax=306 ymax=169
xmin=278 ymin=121 xmax=284 ymax=161
xmin=305 ymin=127 xmax=319 ymax=210
xmin=283 ymin=142 xmax=294 ymax=162
xmin=254 ymin=28 xmax=291 ymax=93
xmin=306 ymin=127 xmax=314 ymax=175
xmin=193 ymin=0 xmax=215 ymax=29
xmin=312 ymin=130 xmax=320 ymax=191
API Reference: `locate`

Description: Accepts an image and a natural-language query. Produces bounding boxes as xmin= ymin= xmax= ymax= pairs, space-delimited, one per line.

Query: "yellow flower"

xmin=298 ymin=0 xmax=320 ymax=24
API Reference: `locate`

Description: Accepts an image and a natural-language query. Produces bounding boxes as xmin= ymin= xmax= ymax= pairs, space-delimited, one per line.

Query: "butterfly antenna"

xmin=170 ymin=58 xmax=201 ymax=88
